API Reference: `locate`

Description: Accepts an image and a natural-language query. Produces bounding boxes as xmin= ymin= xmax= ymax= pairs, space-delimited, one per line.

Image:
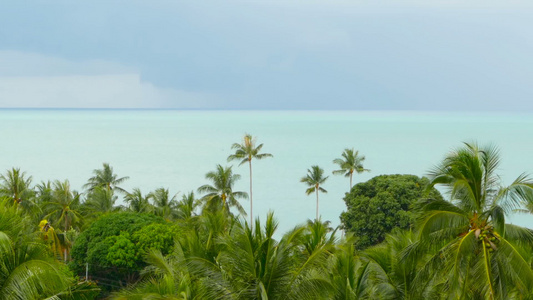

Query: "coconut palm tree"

xmin=82 ymin=186 xmax=121 ymax=219
xmin=83 ymin=163 xmax=129 ymax=193
xmin=0 ymin=168 xmax=35 ymax=210
xmin=124 ymin=188 xmax=153 ymax=213
xmin=197 ymin=165 xmax=248 ymax=216
xmin=301 ymin=166 xmax=328 ymax=220
xmin=42 ymin=180 xmax=83 ymax=232
xmin=416 ymin=142 xmax=533 ymax=299
xmin=34 ymin=180 xmax=53 ymax=207
xmin=332 ymin=148 xmax=369 ymax=190
xmin=328 ymin=240 xmax=373 ymax=300
xmin=176 ymin=191 xmax=199 ymax=220
xmin=0 ymin=231 xmax=80 ymax=300
xmin=109 ymin=249 xmax=207 ymax=300
xmin=148 ymin=187 xmax=178 ymax=221
xmin=0 ymin=199 xmax=99 ymax=299
xmin=228 ymin=134 xmax=273 ymax=226
xmin=203 ymin=212 xmax=332 ymax=299
xmin=360 ymin=230 xmax=436 ymax=299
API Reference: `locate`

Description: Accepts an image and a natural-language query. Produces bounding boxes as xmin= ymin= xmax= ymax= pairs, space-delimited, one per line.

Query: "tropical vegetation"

xmin=332 ymin=148 xmax=370 ymax=190
xmin=301 ymin=165 xmax=328 ymax=220
xmin=4 ymin=140 xmax=533 ymax=300
xmin=228 ymin=133 xmax=273 ymax=226
xmin=341 ymin=174 xmax=443 ymax=249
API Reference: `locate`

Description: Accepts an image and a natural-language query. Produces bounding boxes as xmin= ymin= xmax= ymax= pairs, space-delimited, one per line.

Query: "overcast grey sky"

xmin=1 ymin=1 xmax=532 ymax=110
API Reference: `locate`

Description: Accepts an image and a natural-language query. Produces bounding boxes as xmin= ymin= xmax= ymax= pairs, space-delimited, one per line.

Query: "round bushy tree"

xmin=340 ymin=174 xmax=442 ymax=249
xmin=71 ymin=212 xmax=179 ymax=292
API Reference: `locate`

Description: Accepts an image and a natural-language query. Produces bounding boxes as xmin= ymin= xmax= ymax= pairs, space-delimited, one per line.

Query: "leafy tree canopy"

xmin=70 ymin=212 xmax=178 ymax=290
xmin=340 ymin=174 xmax=443 ymax=249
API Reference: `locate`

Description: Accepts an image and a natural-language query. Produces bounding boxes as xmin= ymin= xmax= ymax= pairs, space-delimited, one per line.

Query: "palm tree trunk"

xmin=249 ymin=160 xmax=253 ymax=228
xmin=316 ymin=187 xmax=319 ymax=220
xmin=350 ymin=173 xmax=353 ymax=190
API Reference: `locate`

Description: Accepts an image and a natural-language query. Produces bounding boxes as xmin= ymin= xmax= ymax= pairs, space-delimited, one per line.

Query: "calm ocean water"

xmin=1 ymin=109 xmax=533 ymax=233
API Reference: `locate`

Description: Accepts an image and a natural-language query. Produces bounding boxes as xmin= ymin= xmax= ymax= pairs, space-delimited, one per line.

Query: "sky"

xmin=1 ymin=1 xmax=532 ymax=110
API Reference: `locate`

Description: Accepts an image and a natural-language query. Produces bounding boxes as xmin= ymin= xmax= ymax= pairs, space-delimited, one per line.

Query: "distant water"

xmin=2 ymin=109 xmax=533 ymax=233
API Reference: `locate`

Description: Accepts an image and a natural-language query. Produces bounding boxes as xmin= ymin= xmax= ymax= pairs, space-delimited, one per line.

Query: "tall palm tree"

xmin=0 ymin=168 xmax=34 ymax=208
xmin=197 ymin=165 xmax=248 ymax=216
xmin=301 ymin=165 xmax=328 ymax=220
xmin=228 ymin=134 xmax=273 ymax=226
xmin=124 ymin=188 xmax=153 ymax=213
xmin=332 ymin=148 xmax=369 ymax=190
xmin=42 ymin=180 xmax=83 ymax=232
xmin=416 ymin=142 xmax=533 ymax=299
xmin=83 ymin=163 xmax=129 ymax=193
xmin=148 ymin=187 xmax=178 ymax=221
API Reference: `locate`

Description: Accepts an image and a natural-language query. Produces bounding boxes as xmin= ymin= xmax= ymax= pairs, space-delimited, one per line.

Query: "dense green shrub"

xmin=340 ymin=174 xmax=443 ymax=249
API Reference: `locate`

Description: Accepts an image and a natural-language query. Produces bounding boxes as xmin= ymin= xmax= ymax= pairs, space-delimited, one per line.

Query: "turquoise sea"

xmin=1 ymin=109 xmax=533 ymax=233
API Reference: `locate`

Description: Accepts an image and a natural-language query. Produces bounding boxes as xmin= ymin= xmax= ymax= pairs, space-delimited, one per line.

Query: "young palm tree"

xmin=201 ymin=212 xmax=332 ymax=299
xmin=332 ymin=148 xmax=369 ymax=190
xmin=361 ymin=230 xmax=433 ymax=299
xmin=148 ymin=187 xmax=178 ymax=221
xmin=42 ymin=180 xmax=83 ymax=232
xmin=110 ymin=249 xmax=207 ymax=300
xmin=416 ymin=142 xmax=533 ymax=298
xmin=301 ymin=166 xmax=328 ymax=220
xmin=197 ymin=165 xmax=248 ymax=216
xmin=83 ymin=163 xmax=129 ymax=193
xmin=124 ymin=188 xmax=153 ymax=213
xmin=227 ymin=134 xmax=273 ymax=226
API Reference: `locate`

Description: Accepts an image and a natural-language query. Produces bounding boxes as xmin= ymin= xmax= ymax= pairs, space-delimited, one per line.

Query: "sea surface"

xmin=1 ymin=109 xmax=533 ymax=233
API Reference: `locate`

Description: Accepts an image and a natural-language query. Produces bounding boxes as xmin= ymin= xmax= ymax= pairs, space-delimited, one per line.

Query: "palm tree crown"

xmin=0 ymin=168 xmax=33 ymax=207
xmin=197 ymin=165 xmax=248 ymax=216
xmin=301 ymin=165 xmax=328 ymax=220
xmin=83 ymin=163 xmax=129 ymax=193
xmin=124 ymin=188 xmax=153 ymax=214
xmin=148 ymin=187 xmax=179 ymax=220
xmin=332 ymin=148 xmax=369 ymax=190
xmin=228 ymin=134 xmax=273 ymax=226
xmin=418 ymin=142 xmax=533 ymax=298
xmin=42 ymin=180 xmax=82 ymax=232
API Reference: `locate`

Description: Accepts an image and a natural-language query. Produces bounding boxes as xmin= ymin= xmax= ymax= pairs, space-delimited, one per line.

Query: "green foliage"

xmin=0 ymin=168 xmax=37 ymax=214
xmin=106 ymin=233 xmax=139 ymax=269
xmin=197 ymin=164 xmax=248 ymax=215
xmin=83 ymin=163 xmax=129 ymax=194
xmin=417 ymin=142 xmax=533 ymax=299
xmin=70 ymin=212 xmax=168 ymax=289
xmin=0 ymin=198 xmax=99 ymax=299
xmin=301 ymin=165 xmax=329 ymax=220
xmin=341 ymin=174 xmax=443 ymax=249
xmin=332 ymin=148 xmax=370 ymax=189
xmin=132 ymin=223 xmax=180 ymax=256
xmin=227 ymin=133 xmax=273 ymax=226
xmin=148 ymin=187 xmax=179 ymax=221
